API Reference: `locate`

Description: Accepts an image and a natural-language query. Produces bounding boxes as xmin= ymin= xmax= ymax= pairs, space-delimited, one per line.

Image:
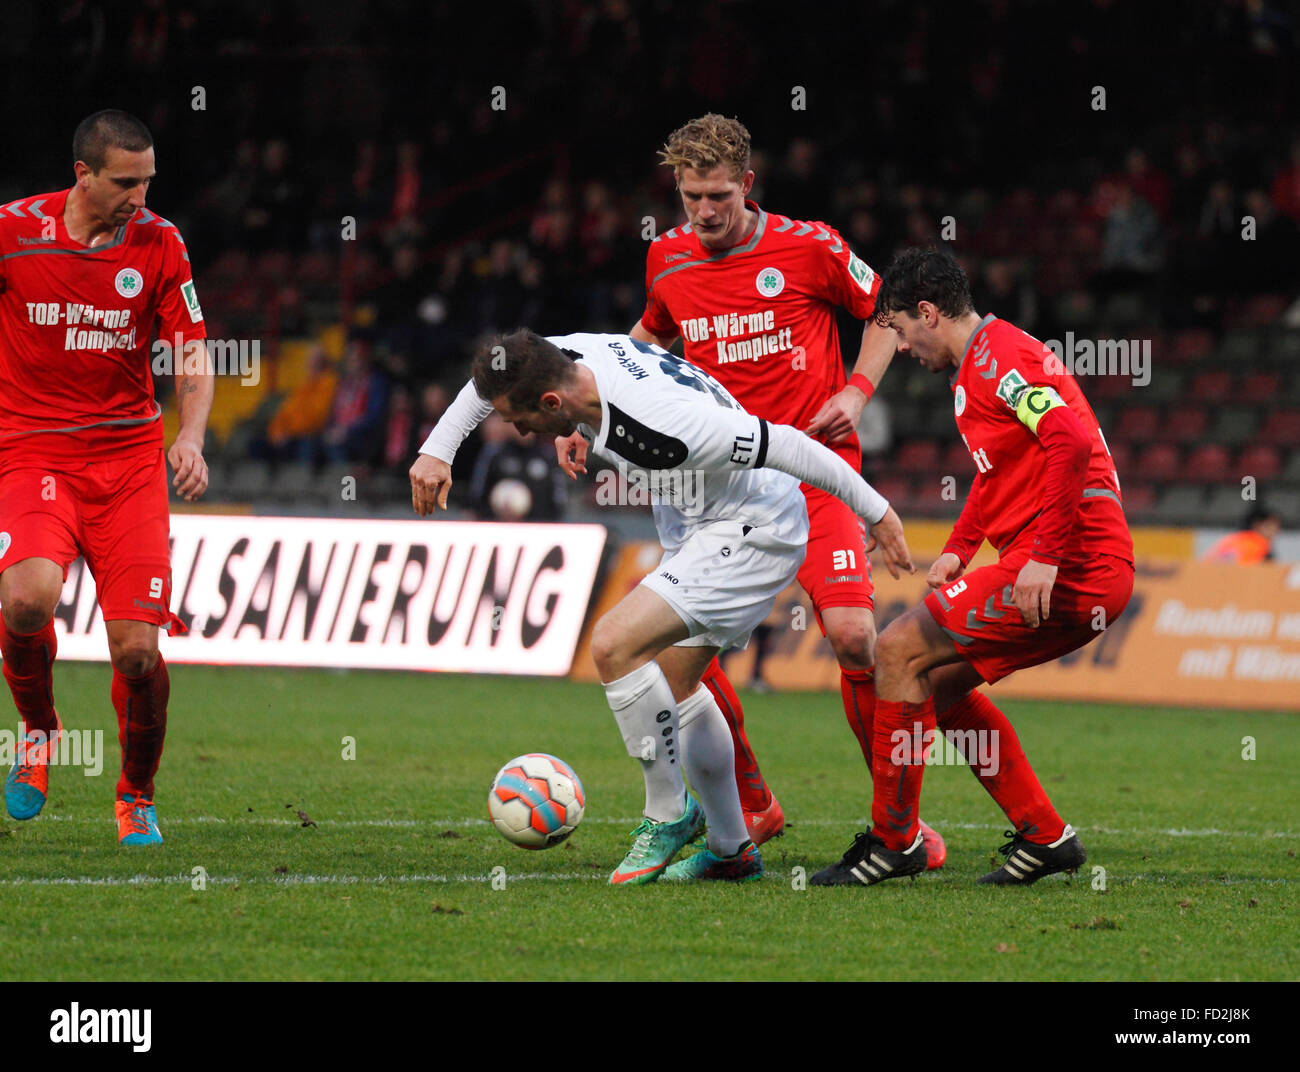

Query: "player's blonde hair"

xmin=658 ymin=114 xmax=751 ymax=182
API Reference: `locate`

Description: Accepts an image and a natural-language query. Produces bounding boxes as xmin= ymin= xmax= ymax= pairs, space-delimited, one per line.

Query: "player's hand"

xmin=409 ymin=453 xmax=453 ymax=515
xmin=927 ymin=552 xmax=966 ymax=590
xmin=805 ymin=385 xmax=867 ymax=443
xmin=168 ymin=436 xmax=208 ymax=502
xmin=1013 ymin=558 xmax=1058 ymax=628
xmin=866 ymin=506 xmax=915 ymax=580
xmin=556 ymin=431 xmax=588 ymax=479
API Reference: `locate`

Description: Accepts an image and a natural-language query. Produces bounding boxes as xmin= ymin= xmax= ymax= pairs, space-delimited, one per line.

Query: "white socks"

xmin=677 ymin=685 xmax=749 ymax=858
xmin=604 ymin=660 xmax=686 ymax=822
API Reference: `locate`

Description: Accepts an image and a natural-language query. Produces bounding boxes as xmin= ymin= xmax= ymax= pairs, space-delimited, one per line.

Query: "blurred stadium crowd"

xmin=5 ymin=0 xmax=1299 ymax=527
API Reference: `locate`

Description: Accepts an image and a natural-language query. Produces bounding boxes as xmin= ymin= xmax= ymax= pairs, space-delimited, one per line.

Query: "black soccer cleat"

xmin=978 ymin=824 xmax=1086 ymax=885
xmin=810 ymin=829 xmax=928 ymax=887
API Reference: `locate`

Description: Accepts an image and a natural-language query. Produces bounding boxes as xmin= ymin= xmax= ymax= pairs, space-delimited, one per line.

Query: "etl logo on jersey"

xmin=755 ymin=267 xmax=785 ymax=297
xmin=114 ymin=268 xmax=143 ymax=298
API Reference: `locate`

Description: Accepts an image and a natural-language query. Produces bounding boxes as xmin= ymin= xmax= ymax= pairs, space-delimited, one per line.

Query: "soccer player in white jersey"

xmin=410 ymin=330 xmax=912 ymax=883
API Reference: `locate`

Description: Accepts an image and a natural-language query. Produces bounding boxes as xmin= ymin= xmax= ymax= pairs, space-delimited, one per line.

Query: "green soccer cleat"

xmin=609 ymin=795 xmax=704 ymax=885
xmin=663 ymin=840 xmax=763 ymax=882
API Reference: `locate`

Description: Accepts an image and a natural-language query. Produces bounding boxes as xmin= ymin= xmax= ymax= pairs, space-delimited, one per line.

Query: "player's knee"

xmin=109 ymin=641 xmax=159 ymax=679
xmin=826 ymin=616 xmax=876 ymax=671
xmin=873 ymin=623 xmax=914 ymax=680
xmin=0 ymin=589 xmax=58 ymax=634
xmin=590 ymin=618 xmax=630 ymax=681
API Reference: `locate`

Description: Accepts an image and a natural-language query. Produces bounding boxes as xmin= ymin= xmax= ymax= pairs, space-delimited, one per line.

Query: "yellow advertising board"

xmin=573 ymin=524 xmax=1298 ymax=712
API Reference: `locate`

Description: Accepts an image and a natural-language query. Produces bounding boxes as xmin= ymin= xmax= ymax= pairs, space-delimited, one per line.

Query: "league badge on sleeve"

xmin=180 ymin=279 xmax=203 ymax=323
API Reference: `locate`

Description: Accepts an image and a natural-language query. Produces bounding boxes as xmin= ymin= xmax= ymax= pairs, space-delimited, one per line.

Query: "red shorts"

xmin=797 ymin=482 xmax=875 ymax=628
xmin=0 ymin=447 xmax=183 ymax=632
xmin=924 ymin=548 xmax=1134 ymax=684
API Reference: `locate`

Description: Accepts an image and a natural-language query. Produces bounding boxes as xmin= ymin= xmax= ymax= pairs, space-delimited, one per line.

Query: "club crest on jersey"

xmin=954 ymin=385 xmax=967 ymax=416
xmin=755 ymin=267 xmax=785 ymax=297
xmin=114 ymin=268 xmax=143 ymax=299
xmin=0 ymin=532 xmax=10 ymax=560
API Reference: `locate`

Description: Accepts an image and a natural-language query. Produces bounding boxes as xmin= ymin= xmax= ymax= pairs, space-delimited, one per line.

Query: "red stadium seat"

xmin=1240 ymin=372 xmax=1282 ymax=404
xmin=1183 ymin=443 xmax=1233 ymax=483
xmin=1162 ymin=405 xmax=1209 ymax=443
xmin=1236 ymin=444 xmax=1282 ymax=482
xmin=942 ymin=439 xmax=974 ymax=474
xmin=1113 ymin=404 xmax=1160 ymax=442
xmin=1119 ymin=482 xmax=1158 ymax=515
xmin=1169 ymin=328 xmax=1215 ymax=365
xmin=1188 ymin=370 xmax=1233 ymax=402
xmin=1139 ymin=442 xmax=1182 ymax=481
xmin=1262 ymin=409 xmax=1300 ymax=445
xmin=892 ymin=439 xmax=942 ymax=475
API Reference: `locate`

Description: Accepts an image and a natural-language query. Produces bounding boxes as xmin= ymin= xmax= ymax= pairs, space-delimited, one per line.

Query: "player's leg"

xmin=0 ymin=556 xmax=66 ymax=820
xmin=656 ymin=643 xmax=757 ymax=877
xmin=103 ymin=618 xmax=167 ymax=846
xmin=803 ymin=486 xmax=947 ymax=868
xmin=700 ymin=656 xmax=781 ymax=842
xmin=812 ymin=604 xmax=959 ymax=886
xmin=591 ymin=584 xmax=706 ymax=884
xmin=77 ymin=449 xmax=179 ymax=846
xmin=931 ymin=663 xmax=1068 ymax=845
xmin=933 ymin=554 xmax=1133 ymax=883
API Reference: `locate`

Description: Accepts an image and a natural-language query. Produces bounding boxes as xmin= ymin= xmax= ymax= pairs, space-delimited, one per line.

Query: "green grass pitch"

xmin=0 ymin=663 xmax=1294 ymax=981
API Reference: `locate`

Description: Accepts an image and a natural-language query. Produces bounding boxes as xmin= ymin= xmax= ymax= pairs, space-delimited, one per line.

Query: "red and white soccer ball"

xmin=487 ymin=753 xmax=585 ymax=849
xmin=488 ymin=478 xmax=533 ymax=521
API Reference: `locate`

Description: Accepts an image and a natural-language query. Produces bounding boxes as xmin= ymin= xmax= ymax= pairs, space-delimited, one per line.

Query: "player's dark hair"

xmin=471 ymin=329 xmax=578 ymax=410
xmin=873 ymin=246 xmax=976 ymax=325
xmin=73 ymin=110 xmax=153 ymax=173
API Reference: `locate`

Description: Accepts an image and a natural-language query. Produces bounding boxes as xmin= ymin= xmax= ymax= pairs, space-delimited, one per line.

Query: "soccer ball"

xmin=487 ymin=753 xmax=585 ymax=849
xmin=488 ymin=478 xmax=533 ymax=520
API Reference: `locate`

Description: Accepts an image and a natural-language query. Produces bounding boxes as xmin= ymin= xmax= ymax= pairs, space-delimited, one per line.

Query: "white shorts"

xmin=640 ymin=501 xmax=808 ymax=652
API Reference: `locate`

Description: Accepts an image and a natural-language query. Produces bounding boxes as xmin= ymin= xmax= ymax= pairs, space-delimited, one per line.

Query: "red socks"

xmin=937 ymin=690 xmax=1065 ymax=844
xmin=1 ymin=618 xmax=59 ymax=736
xmin=840 ymin=668 xmax=876 ymax=765
xmin=701 ymin=658 xmax=772 ymax=813
xmin=871 ymin=695 xmax=935 ymax=850
xmin=113 ymin=656 xmax=170 ymax=801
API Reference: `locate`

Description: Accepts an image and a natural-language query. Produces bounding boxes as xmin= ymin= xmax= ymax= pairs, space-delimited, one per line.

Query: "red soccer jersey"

xmin=0 ymin=189 xmax=206 ymax=465
xmin=944 ymin=315 xmax=1133 ymax=565
xmin=641 ymin=200 xmax=879 ymax=436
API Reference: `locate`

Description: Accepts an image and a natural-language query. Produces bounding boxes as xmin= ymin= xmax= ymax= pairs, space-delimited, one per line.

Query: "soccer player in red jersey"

xmin=0 ymin=111 xmax=212 ymax=844
xmin=811 ymin=246 xmax=1136 ymax=886
xmin=558 ymin=115 xmax=945 ymax=865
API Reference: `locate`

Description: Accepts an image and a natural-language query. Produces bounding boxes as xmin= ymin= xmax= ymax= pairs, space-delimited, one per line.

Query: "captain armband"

xmin=1015 ymin=385 xmax=1067 ymax=435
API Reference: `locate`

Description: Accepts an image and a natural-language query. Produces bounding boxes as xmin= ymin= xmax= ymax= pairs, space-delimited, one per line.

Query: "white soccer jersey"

xmin=419 ymin=332 xmax=888 ymax=554
xmin=549 ymin=333 xmax=803 ymax=551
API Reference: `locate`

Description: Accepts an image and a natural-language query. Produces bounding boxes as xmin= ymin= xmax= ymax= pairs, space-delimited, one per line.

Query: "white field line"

xmin=32 ymin=814 xmax=1300 ymax=838
xmin=0 ymin=871 xmax=1295 ymax=889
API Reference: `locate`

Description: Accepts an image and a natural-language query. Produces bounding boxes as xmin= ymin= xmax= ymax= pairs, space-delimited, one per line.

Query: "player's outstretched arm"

xmin=410 ymin=380 xmax=493 ymax=514
xmin=805 ymin=319 xmax=896 ymax=443
xmin=170 ymin=339 xmax=213 ymax=502
xmin=762 ymin=422 xmax=915 ymax=577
